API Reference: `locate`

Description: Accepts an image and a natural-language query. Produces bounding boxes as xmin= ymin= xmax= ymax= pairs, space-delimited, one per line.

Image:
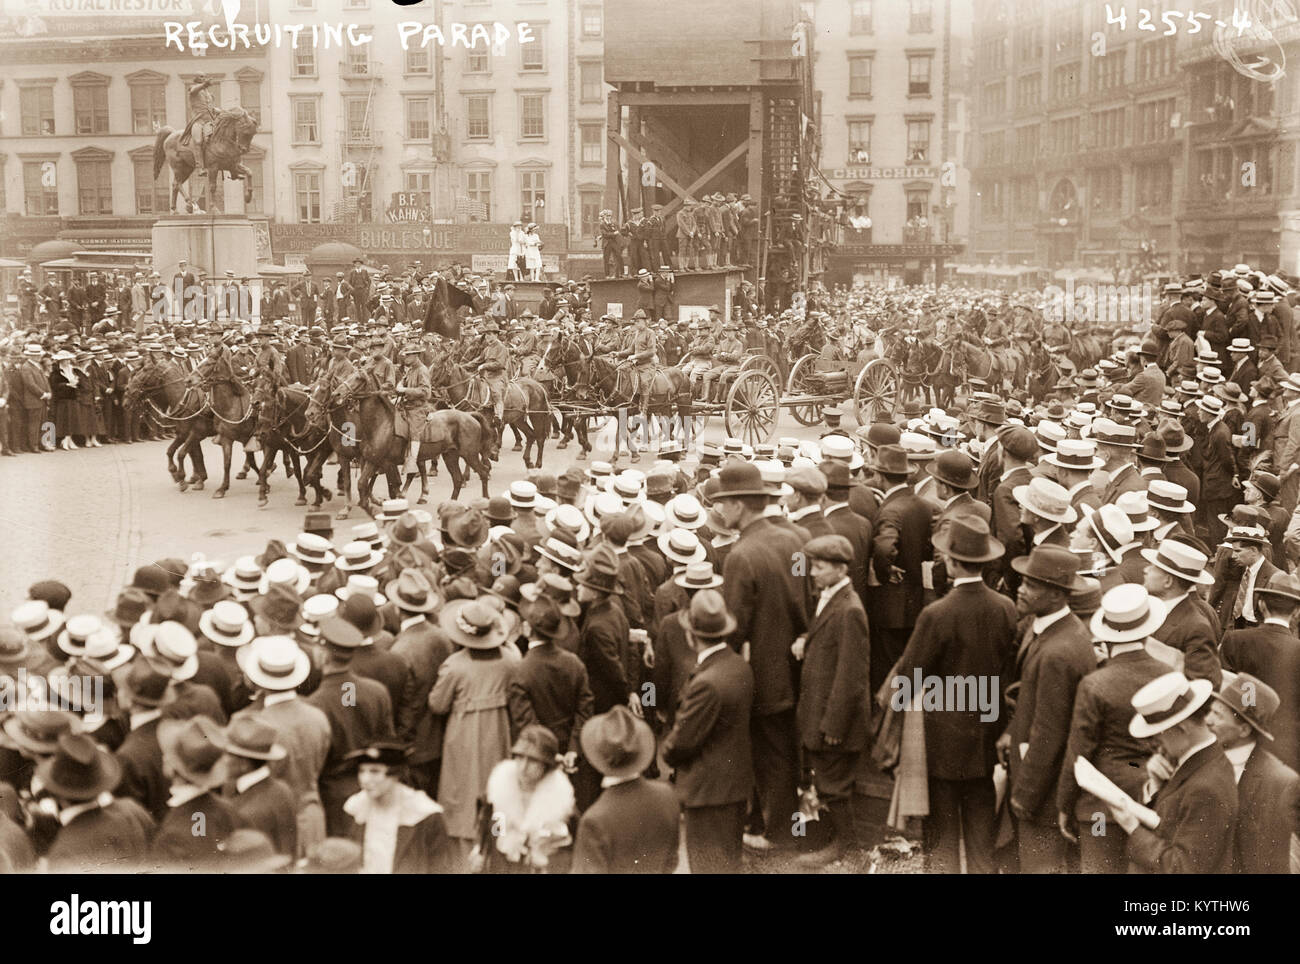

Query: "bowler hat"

xmin=925 ymin=449 xmax=977 ymax=489
xmin=712 ymin=461 xmax=770 ymax=499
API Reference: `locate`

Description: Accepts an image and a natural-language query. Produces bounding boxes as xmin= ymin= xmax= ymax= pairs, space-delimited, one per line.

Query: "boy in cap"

xmin=791 ymin=535 xmax=870 ymax=867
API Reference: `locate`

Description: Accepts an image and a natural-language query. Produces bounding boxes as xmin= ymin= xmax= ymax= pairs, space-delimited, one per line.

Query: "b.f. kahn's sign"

xmin=386 ymin=193 xmax=432 ymax=224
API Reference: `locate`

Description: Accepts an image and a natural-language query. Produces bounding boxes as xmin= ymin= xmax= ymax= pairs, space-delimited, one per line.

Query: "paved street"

xmin=0 ymin=409 xmax=836 ymax=618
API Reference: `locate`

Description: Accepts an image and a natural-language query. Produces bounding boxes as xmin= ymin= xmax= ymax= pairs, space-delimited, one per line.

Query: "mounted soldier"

xmin=395 ymin=344 xmax=433 ymax=476
xmin=466 ymin=320 xmax=510 ymax=425
xmin=247 ymin=327 xmax=286 ymax=452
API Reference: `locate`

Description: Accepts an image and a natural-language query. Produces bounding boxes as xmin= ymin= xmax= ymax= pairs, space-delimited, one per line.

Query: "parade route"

xmin=0 ymin=411 xmax=835 ymax=617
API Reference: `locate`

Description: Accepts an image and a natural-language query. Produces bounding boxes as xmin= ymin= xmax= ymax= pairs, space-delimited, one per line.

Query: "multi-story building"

xmin=815 ymin=0 xmax=967 ymax=285
xmin=968 ymin=0 xmax=1187 ymax=274
xmin=0 ymin=6 xmax=274 ymax=267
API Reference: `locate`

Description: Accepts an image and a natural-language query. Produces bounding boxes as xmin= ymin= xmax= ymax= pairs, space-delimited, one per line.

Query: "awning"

xmin=0 ymin=257 xmax=28 ymax=270
xmin=41 ymin=257 xmax=150 ymax=272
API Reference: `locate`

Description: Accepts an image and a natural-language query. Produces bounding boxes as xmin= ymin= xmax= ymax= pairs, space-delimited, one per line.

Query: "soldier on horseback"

xmin=466 ymin=320 xmax=509 ymax=425
xmin=618 ymin=310 xmax=658 ymax=419
xmin=182 ymin=74 xmax=219 ymax=179
xmin=247 ymin=327 xmax=286 ymax=452
xmin=395 ymin=344 xmax=433 ymax=476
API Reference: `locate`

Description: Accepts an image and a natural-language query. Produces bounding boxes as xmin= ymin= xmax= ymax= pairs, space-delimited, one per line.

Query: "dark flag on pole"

xmin=423 ymin=277 xmax=478 ymax=340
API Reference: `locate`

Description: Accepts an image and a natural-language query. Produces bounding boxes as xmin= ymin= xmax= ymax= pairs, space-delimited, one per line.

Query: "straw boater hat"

xmin=1139 ymin=539 xmax=1215 ymax=586
xmin=1146 ymin=480 xmax=1195 ymax=515
xmin=1114 ymin=490 xmax=1159 ymax=533
xmin=12 ymin=600 xmax=64 ymax=642
xmin=236 ymin=635 xmax=312 ymax=691
xmin=658 ymin=528 xmax=708 ymax=566
xmin=1044 ymin=438 xmax=1104 ymax=471
xmin=1090 ymin=584 xmax=1168 ymax=644
xmin=674 ymin=561 xmax=724 ymax=591
xmin=1129 ymin=672 xmax=1214 ymax=738
xmin=198 ymin=600 xmax=255 ymax=648
xmin=1013 ymin=477 xmax=1078 ymax=525
xmin=136 ymin=620 xmax=200 ymax=681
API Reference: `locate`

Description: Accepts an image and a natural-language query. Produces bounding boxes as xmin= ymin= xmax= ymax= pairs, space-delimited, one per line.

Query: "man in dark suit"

xmin=998 ymin=545 xmax=1096 ymax=873
xmin=1057 ymin=584 xmax=1171 ymax=873
xmin=1206 ymin=672 xmax=1300 ymax=873
xmin=573 ymin=706 xmax=680 ymax=873
xmin=1142 ymin=540 xmax=1223 ymax=686
xmin=13 ymin=346 xmax=51 ymax=454
xmin=346 ymin=259 xmax=370 ymax=323
xmin=306 ymin=616 xmax=395 ymax=835
xmin=898 ymin=516 xmax=1016 ymax=873
xmin=1113 ymin=672 xmax=1238 ymax=873
xmin=820 ymin=461 xmax=872 ymax=607
xmin=387 ymin=572 xmax=455 ymax=795
xmin=1198 ymin=396 xmax=1240 ymax=545
xmin=792 ymin=535 xmax=870 ymax=867
xmin=783 ymin=464 xmax=832 ymax=540
xmin=989 ymin=426 xmax=1036 ymax=593
xmin=714 ymin=461 xmax=808 ymax=853
xmin=1220 ymin=571 xmax=1300 ymax=773
xmin=285 ymin=335 xmax=317 ymax=385
xmin=223 ymin=715 xmax=299 ymax=857
xmin=509 ymin=596 xmax=595 ymax=766
xmin=113 ymin=662 xmax=175 ymax=823
xmin=869 ymin=444 xmax=934 ymax=694
xmin=41 ymin=733 xmax=155 ymax=873
xmin=662 ymin=590 xmax=755 ymax=873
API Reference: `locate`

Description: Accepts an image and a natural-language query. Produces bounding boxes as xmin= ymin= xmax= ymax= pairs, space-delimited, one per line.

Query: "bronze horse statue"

xmin=154 ymin=106 xmax=258 ymax=214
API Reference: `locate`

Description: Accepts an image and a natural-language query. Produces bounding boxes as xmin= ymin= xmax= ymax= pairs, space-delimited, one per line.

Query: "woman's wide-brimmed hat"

xmin=1090 ymin=584 xmax=1168 ymax=643
xmin=580 ymin=705 xmax=656 ymax=780
xmin=438 ymin=598 xmax=507 ymax=650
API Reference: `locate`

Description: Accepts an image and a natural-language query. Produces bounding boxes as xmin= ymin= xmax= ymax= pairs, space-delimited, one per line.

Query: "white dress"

xmin=524 ymin=232 xmax=543 ymax=271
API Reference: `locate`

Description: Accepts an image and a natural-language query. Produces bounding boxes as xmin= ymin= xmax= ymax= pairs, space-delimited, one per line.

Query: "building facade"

xmin=968 ymin=0 xmax=1299 ymax=277
xmin=815 ymin=0 xmax=967 ymax=285
xmin=0 ymin=6 xmax=274 ymax=266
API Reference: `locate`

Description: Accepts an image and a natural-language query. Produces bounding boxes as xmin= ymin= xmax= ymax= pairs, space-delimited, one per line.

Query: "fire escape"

xmin=337 ymin=50 xmax=381 ymax=223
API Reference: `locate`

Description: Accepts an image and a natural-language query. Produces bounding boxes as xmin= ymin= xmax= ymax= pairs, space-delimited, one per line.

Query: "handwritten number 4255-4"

xmin=1106 ymin=4 xmax=1252 ymax=34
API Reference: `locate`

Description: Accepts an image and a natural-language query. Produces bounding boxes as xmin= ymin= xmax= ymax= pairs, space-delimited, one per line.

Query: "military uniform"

xmin=701 ymin=330 xmax=743 ymax=402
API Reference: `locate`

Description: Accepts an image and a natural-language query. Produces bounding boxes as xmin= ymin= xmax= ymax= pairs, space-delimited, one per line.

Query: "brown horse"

xmin=500 ymin=377 xmax=552 ymax=469
xmin=304 ymin=380 xmax=361 ymax=520
xmin=254 ymin=386 xmax=333 ymax=509
xmin=153 ymin=107 xmax=258 ymax=214
xmin=199 ymin=374 xmax=258 ymax=499
xmin=123 ymin=362 xmax=211 ymax=490
xmin=409 ymin=409 xmax=501 ymax=504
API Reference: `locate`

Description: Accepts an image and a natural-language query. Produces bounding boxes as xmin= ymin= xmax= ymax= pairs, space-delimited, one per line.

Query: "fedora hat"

xmin=334 ymin=540 xmax=385 ymax=572
xmin=1090 ymin=584 xmax=1167 ymax=643
xmin=384 ymin=568 xmax=439 ymax=613
xmin=869 ymin=444 xmax=911 ymax=476
xmin=674 ymin=561 xmax=724 ymax=591
xmin=1010 ymin=545 xmax=1087 ymax=592
xmin=249 ymin=582 xmax=303 ymax=630
xmin=1044 ymin=438 xmax=1104 ymax=471
xmin=1253 ymin=570 xmax=1300 ymax=605
xmin=224 ymin=715 xmax=287 ymax=762
xmin=519 ymin=594 xmax=567 ymax=640
xmin=1129 ymin=672 xmax=1214 ymax=738
xmin=1139 ymin=540 xmax=1215 ymax=587
xmin=1158 ymin=422 xmax=1193 ymax=453
xmin=1211 ymin=672 xmax=1279 ymax=741
xmin=1136 ymin=433 xmax=1174 ymax=463
xmin=658 ymin=528 xmax=707 ymax=566
xmin=1069 ymin=576 xmax=1104 ymax=618
xmin=198 ymin=600 xmax=255 ymax=648
xmin=236 ymin=635 xmax=312 ymax=692
xmin=1 ymin=710 xmax=80 ymax=757
xmin=712 ymin=461 xmax=770 ymax=499
xmin=1013 ymin=477 xmax=1078 ymax=524
xmin=520 ymin=573 xmax=582 ymax=619
xmin=445 ymin=508 xmax=489 ymax=549
xmin=580 ymin=705 xmax=656 ymax=780
xmin=933 ymin=515 xmax=1004 ymax=564
xmin=37 ymin=732 xmax=122 ymax=802
xmin=575 ymin=545 xmax=623 ymax=596
xmin=158 ymin=716 xmax=229 ymax=791
xmin=678 ymin=588 xmax=737 ymax=640
xmin=1146 ymin=480 xmax=1194 ymax=514
xmin=439 ymin=598 xmax=507 ymax=650
xmin=104 ymin=587 xmax=151 ymax=631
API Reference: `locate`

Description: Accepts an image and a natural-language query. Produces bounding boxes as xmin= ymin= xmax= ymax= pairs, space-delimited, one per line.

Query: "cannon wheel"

xmin=738 ymin=353 xmax=781 ymax=382
xmin=724 ymin=370 xmax=779 ymax=447
xmin=854 ymin=358 xmax=897 ymax=424
xmin=786 ymin=353 xmax=825 ymax=426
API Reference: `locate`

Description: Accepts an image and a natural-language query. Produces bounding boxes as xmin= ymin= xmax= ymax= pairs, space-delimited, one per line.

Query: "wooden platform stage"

xmin=586 ymin=267 xmax=749 ymax=321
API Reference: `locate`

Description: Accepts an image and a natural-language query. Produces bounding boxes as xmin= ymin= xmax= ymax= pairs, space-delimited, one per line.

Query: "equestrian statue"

xmin=153 ymin=74 xmax=259 ymax=215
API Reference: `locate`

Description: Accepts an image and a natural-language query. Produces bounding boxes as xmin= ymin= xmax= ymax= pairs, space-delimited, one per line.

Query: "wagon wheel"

xmin=724 ymin=370 xmax=779 ymax=447
xmin=738 ymin=353 xmax=780 ymax=382
xmin=786 ymin=353 xmax=825 ymax=426
xmin=854 ymin=358 xmax=897 ymax=424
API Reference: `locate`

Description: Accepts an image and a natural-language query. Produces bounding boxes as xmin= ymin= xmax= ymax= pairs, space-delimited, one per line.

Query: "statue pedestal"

xmin=153 ymin=214 xmax=261 ymax=325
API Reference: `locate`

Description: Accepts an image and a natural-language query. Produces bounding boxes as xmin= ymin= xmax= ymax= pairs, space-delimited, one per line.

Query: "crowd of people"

xmin=1 ymin=257 xmax=1299 ymax=875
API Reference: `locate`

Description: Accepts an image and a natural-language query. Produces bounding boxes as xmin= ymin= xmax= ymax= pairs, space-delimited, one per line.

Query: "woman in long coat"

xmin=523 ymin=224 xmax=543 ymax=281
xmin=73 ymin=352 xmax=103 ymax=446
xmin=428 ymin=599 xmax=519 ymax=846
xmin=49 ymin=351 xmax=83 ymax=449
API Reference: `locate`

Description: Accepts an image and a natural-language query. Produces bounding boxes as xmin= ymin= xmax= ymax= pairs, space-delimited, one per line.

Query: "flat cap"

xmin=785 ymin=464 xmax=828 ymax=496
xmin=803 ymin=535 xmax=854 ymax=564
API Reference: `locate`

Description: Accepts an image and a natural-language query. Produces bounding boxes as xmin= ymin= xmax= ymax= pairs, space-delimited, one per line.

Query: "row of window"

xmin=16 ymin=76 xmax=260 ymax=137
xmin=846 ymin=0 xmax=934 ymax=34
xmin=17 ymin=155 xmax=263 ymax=216
xmin=847 ymin=53 xmax=934 ymax=97
xmin=979 ymin=99 xmax=1178 ymax=162
xmin=831 ymin=189 xmax=937 ymax=228
xmin=976 ymin=163 xmax=1174 ymax=220
xmin=284 ymin=0 xmax=606 ymax=39
xmin=844 ymin=118 xmax=933 ymax=164
xmin=979 ymin=39 xmax=1178 ymax=116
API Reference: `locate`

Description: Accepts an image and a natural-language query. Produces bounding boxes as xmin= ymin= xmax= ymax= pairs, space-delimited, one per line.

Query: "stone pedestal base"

xmin=153 ymin=215 xmax=261 ymax=324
